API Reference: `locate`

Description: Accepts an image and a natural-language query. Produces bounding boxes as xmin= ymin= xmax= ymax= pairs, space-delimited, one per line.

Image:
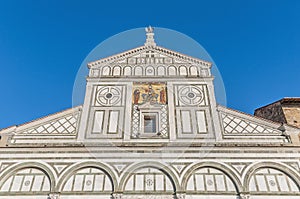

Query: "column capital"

xmin=175 ymin=193 xmax=186 ymax=199
xmin=48 ymin=192 xmax=60 ymax=199
xmin=111 ymin=193 xmax=123 ymax=199
xmin=238 ymin=192 xmax=250 ymax=199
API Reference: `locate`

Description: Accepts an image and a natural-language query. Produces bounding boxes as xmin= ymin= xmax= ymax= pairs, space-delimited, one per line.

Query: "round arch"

xmin=243 ymin=161 xmax=300 ymax=192
xmin=118 ymin=161 xmax=181 ymax=193
xmin=101 ymin=66 xmax=111 ymax=76
xmin=56 ymin=161 xmax=117 ymax=192
xmin=0 ymin=161 xmax=56 ymax=192
xmin=182 ymin=161 xmax=242 ymax=193
xmin=167 ymin=65 xmax=177 ymax=76
xmin=112 ymin=65 xmax=122 ymax=76
xmin=179 ymin=65 xmax=188 ymax=76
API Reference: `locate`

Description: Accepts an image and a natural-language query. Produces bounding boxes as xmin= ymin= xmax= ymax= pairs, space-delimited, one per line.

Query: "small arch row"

xmin=90 ymin=65 xmax=210 ymax=77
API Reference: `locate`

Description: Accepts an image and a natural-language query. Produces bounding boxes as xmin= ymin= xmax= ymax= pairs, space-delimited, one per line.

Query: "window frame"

xmin=140 ymin=112 xmax=159 ymax=137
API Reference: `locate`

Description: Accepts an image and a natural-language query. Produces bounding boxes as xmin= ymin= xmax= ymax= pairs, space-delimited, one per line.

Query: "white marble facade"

xmin=0 ymin=27 xmax=300 ymax=199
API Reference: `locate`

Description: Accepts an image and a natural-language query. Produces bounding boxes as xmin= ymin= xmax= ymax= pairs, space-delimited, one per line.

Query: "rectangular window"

xmin=144 ymin=115 xmax=157 ymax=133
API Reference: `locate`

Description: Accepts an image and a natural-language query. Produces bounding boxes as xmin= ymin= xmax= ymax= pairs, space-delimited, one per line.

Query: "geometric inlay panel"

xmin=96 ymin=86 xmax=122 ymax=106
xmin=284 ymin=162 xmax=300 ymax=171
xmin=171 ymin=163 xmax=190 ymax=175
xmin=221 ymin=113 xmax=281 ymax=135
xmin=229 ymin=163 xmax=250 ymax=174
xmin=174 ymin=84 xmax=209 ymax=107
xmin=19 ymin=113 xmax=79 ymax=135
xmin=131 ymin=105 xmax=140 ymax=137
xmin=160 ymin=105 xmax=168 ymax=137
xmin=178 ymin=85 xmax=204 ymax=106
xmin=131 ymin=104 xmax=168 ymax=138
xmin=53 ymin=164 xmax=70 ymax=175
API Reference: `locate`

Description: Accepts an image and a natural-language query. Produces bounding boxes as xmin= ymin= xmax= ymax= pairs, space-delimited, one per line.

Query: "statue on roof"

xmin=144 ymin=26 xmax=156 ymax=47
xmin=145 ymin=26 xmax=154 ymax=33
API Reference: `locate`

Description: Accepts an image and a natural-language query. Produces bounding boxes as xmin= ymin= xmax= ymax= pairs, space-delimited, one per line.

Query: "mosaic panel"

xmin=133 ymin=83 xmax=167 ymax=105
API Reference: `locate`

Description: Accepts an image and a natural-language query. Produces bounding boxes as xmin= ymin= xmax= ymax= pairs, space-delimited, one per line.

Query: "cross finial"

xmin=144 ymin=26 xmax=156 ymax=47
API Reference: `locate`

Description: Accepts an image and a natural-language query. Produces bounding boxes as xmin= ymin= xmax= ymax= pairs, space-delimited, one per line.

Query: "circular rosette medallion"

xmin=178 ymin=86 xmax=204 ymax=105
xmin=96 ymin=86 xmax=121 ymax=106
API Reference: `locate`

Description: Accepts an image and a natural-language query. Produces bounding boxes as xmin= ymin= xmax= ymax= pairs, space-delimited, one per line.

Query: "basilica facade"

xmin=0 ymin=27 xmax=300 ymax=199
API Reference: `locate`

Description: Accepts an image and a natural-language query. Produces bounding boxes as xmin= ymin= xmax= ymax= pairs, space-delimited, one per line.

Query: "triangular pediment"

xmin=88 ymin=45 xmax=212 ymax=69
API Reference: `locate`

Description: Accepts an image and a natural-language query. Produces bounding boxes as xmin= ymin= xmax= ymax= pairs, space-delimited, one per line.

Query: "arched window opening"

xmin=62 ymin=167 xmax=113 ymax=193
xmin=186 ymin=167 xmax=237 ymax=195
xmin=124 ymin=167 xmax=174 ymax=194
xmin=249 ymin=168 xmax=299 ymax=193
xmin=0 ymin=168 xmax=50 ymax=193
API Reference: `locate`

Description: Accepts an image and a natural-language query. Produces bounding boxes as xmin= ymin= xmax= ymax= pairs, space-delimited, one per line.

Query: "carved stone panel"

xmin=94 ymin=85 xmax=125 ymax=107
xmin=174 ymin=84 xmax=209 ymax=107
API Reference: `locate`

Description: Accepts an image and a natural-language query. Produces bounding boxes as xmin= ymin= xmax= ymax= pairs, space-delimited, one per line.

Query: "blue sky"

xmin=0 ymin=0 xmax=299 ymax=129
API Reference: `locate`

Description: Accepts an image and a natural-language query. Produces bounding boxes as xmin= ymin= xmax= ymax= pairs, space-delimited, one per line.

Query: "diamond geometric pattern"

xmin=20 ymin=113 xmax=79 ymax=135
xmin=159 ymin=105 xmax=168 ymax=137
xmin=221 ymin=113 xmax=280 ymax=134
xmin=132 ymin=105 xmax=140 ymax=137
